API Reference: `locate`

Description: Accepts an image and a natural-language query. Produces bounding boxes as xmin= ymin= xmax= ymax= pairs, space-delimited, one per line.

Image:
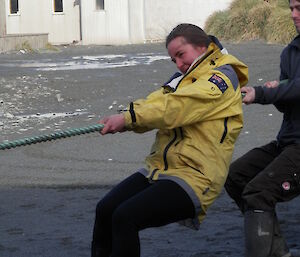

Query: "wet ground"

xmin=0 ymin=41 xmax=299 ymax=257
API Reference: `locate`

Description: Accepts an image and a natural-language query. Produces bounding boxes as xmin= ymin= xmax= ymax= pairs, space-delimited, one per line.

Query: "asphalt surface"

xmin=0 ymin=41 xmax=299 ymax=257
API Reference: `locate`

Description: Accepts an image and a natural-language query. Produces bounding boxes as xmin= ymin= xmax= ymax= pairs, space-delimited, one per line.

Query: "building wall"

xmin=127 ymin=0 xmax=145 ymax=44
xmin=6 ymin=0 xmax=80 ymax=44
xmin=144 ymin=0 xmax=232 ymax=42
xmin=0 ymin=0 xmax=6 ymax=36
xmin=81 ymin=0 xmax=232 ymax=45
xmin=0 ymin=33 xmax=48 ymax=53
xmin=3 ymin=0 xmax=232 ymax=45
xmin=81 ymin=0 xmax=145 ymax=45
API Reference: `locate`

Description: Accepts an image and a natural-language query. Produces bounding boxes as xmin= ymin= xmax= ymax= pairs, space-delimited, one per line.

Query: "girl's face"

xmin=167 ymin=36 xmax=207 ymax=74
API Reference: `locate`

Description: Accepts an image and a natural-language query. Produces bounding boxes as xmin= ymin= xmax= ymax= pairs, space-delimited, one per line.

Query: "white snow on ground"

xmin=0 ymin=53 xmax=170 ymax=71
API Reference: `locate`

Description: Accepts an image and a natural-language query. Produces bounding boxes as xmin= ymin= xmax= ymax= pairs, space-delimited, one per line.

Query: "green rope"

xmin=0 ymin=124 xmax=104 ymax=150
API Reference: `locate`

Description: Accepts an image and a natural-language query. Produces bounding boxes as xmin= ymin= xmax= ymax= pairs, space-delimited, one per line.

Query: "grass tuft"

xmin=45 ymin=43 xmax=60 ymax=51
xmin=265 ymin=7 xmax=297 ymax=44
xmin=205 ymin=0 xmax=297 ymax=44
xmin=15 ymin=41 xmax=36 ymax=53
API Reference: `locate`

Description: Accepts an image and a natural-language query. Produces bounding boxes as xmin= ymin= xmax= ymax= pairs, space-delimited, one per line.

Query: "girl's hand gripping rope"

xmin=99 ymin=114 xmax=126 ymax=135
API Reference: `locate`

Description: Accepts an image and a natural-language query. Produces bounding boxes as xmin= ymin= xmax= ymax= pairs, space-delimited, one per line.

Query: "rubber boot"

xmin=244 ymin=210 xmax=275 ymax=257
xmin=270 ymin=214 xmax=291 ymax=257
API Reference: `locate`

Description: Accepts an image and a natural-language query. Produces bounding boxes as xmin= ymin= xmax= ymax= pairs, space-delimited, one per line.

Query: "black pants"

xmin=225 ymin=141 xmax=300 ymax=212
xmin=92 ymin=172 xmax=195 ymax=257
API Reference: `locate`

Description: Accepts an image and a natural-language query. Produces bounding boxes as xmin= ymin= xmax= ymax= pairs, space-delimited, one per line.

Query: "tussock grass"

xmin=205 ymin=0 xmax=297 ymax=44
xmin=276 ymin=0 xmax=289 ymax=8
xmin=266 ymin=7 xmax=297 ymax=44
xmin=45 ymin=42 xmax=60 ymax=51
xmin=15 ymin=41 xmax=36 ymax=53
xmin=230 ymin=0 xmax=260 ymax=10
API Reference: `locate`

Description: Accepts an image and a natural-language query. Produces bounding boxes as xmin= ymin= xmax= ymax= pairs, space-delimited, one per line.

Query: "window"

xmin=10 ymin=0 xmax=19 ymax=14
xmin=96 ymin=0 xmax=104 ymax=10
xmin=54 ymin=0 xmax=63 ymax=13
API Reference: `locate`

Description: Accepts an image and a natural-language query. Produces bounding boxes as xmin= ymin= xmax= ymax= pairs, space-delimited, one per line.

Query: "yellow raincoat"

xmin=123 ymin=42 xmax=248 ymax=228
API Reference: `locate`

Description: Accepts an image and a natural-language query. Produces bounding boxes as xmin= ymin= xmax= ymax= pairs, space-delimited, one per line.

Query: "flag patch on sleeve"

xmin=208 ymin=74 xmax=228 ymax=93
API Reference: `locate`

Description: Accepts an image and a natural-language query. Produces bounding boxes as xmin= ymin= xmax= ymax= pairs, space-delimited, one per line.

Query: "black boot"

xmin=244 ymin=210 xmax=275 ymax=257
xmin=270 ymin=214 xmax=291 ymax=257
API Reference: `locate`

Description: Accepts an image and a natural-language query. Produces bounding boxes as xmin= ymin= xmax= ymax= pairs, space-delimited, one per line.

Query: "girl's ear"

xmin=196 ymin=46 xmax=208 ymax=55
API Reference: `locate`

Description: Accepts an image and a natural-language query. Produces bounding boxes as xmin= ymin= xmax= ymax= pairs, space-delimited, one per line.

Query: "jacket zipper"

xmin=220 ymin=117 xmax=228 ymax=143
xmin=163 ymin=129 xmax=177 ymax=170
xmin=149 ymin=168 xmax=159 ymax=181
xmin=175 ymin=127 xmax=184 ymax=146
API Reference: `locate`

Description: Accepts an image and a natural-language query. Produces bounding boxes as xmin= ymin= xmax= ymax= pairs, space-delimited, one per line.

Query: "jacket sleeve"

xmin=254 ymin=78 xmax=300 ymax=105
xmin=124 ymin=68 xmax=242 ymax=131
xmin=253 ymin=45 xmax=300 ymax=105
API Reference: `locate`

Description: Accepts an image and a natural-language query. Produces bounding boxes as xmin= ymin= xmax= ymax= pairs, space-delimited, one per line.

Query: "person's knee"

xmin=242 ymin=186 xmax=275 ymax=212
xmin=226 ymin=160 xmax=240 ymax=181
xmin=96 ymin=198 xmax=113 ymax=220
xmin=224 ymin=172 xmax=235 ymax=193
xmin=112 ymin=204 xmax=136 ymax=233
xmin=225 ymin=162 xmax=242 ymax=194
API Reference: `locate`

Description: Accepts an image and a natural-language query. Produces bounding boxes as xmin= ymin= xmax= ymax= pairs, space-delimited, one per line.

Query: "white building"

xmin=0 ymin=0 xmax=232 ymax=46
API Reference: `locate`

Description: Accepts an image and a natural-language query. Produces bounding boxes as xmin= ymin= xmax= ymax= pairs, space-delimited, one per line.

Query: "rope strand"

xmin=0 ymin=124 xmax=104 ymax=150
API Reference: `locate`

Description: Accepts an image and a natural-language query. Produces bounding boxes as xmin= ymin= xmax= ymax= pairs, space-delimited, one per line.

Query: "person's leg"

xmin=270 ymin=213 xmax=290 ymax=257
xmin=244 ymin=210 xmax=275 ymax=257
xmin=243 ymin=144 xmax=300 ymax=211
xmin=225 ymin=141 xmax=280 ymax=212
xmin=110 ymin=179 xmax=195 ymax=257
xmin=91 ymin=172 xmax=150 ymax=257
xmin=242 ymin=144 xmax=300 ymax=257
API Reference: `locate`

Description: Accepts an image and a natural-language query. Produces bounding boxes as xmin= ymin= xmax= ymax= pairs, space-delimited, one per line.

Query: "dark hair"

xmin=165 ymin=23 xmax=211 ymax=48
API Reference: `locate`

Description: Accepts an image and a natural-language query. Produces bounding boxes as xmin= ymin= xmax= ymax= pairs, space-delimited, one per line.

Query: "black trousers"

xmin=92 ymin=172 xmax=195 ymax=257
xmin=225 ymin=141 xmax=300 ymax=213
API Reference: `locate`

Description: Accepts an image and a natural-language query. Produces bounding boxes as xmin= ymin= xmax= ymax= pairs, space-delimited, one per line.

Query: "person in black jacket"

xmin=225 ymin=0 xmax=300 ymax=256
